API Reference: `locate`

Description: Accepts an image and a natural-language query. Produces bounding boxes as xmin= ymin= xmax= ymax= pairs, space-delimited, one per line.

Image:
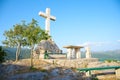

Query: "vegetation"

xmin=2 ymin=19 xmax=50 ymax=66
xmin=24 ymin=19 xmax=50 ymax=67
xmin=0 ymin=46 xmax=6 ymax=63
xmin=105 ymin=59 xmax=118 ymax=63
xmin=2 ymin=21 xmax=27 ymax=61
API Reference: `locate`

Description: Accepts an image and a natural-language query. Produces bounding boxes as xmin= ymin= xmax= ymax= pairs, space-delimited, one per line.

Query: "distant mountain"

xmin=2 ymin=46 xmax=120 ymax=61
xmin=93 ymin=50 xmax=120 ymax=61
xmin=81 ymin=50 xmax=120 ymax=61
xmin=2 ymin=47 xmax=31 ymax=60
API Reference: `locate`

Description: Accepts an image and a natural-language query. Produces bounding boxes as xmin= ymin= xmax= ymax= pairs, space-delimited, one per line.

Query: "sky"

xmin=0 ymin=0 xmax=120 ymax=51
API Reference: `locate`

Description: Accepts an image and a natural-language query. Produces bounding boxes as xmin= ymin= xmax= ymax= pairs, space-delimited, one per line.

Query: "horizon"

xmin=0 ymin=0 xmax=120 ymax=51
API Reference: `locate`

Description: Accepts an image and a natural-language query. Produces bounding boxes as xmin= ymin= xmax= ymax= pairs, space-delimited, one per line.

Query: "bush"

xmin=105 ymin=59 xmax=118 ymax=63
xmin=0 ymin=46 xmax=6 ymax=63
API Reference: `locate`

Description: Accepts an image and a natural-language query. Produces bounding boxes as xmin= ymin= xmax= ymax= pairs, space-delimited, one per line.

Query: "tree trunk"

xmin=30 ymin=45 xmax=34 ymax=67
xmin=16 ymin=42 xmax=21 ymax=61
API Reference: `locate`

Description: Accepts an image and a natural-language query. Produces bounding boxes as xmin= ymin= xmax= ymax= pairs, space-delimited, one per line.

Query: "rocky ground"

xmin=0 ymin=59 xmax=120 ymax=80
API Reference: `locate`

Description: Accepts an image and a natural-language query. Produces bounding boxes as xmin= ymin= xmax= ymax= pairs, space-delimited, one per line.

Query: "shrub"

xmin=0 ymin=46 xmax=6 ymax=63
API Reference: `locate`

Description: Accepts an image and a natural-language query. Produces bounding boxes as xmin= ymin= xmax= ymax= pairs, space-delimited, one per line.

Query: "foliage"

xmin=29 ymin=66 xmax=38 ymax=71
xmin=2 ymin=21 xmax=27 ymax=47
xmin=91 ymin=77 xmax=99 ymax=80
xmin=24 ymin=19 xmax=50 ymax=46
xmin=24 ymin=19 xmax=50 ymax=67
xmin=2 ymin=21 xmax=27 ymax=61
xmin=2 ymin=19 xmax=50 ymax=62
xmin=105 ymin=59 xmax=118 ymax=63
xmin=0 ymin=46 xmax=6 ymax=63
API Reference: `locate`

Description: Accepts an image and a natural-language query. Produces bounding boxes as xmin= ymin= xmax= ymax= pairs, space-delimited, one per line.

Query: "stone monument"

xmin=39 ymin=8 xmax=56 ymax=35
xmin=35 ymin=8 xmax=61 ymax=59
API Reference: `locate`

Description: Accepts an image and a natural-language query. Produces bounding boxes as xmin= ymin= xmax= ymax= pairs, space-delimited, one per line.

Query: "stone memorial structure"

xmin=35 ymin=8 xmax=93 ymax=61
xmin=31 ymin=8 xmax=99 ymax=69
xmin=35 ymin=8 xmax=61 ymax=59
xmin=39 ymin=8 xmax=56 ymax=35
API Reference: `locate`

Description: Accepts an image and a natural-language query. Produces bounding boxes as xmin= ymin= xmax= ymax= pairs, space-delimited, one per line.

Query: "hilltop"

xmin=0 ymin=59 xmax=120 ymax=80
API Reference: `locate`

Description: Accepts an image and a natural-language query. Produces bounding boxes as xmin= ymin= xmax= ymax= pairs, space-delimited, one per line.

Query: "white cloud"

xmin=82 ymin=41 xmax=111 ymax=47
xmin=117 ymin=40 xmax=120 ymax=42
xmin=81 ymin=41 xmax=120 ymax=51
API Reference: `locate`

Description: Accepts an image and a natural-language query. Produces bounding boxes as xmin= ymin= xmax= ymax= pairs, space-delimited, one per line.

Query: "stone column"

xmin=75 ymin=48 xmax=81 ymax=59
xmin=116 ymin=69 xmax=120 ymax=79
xmin=66 ymin=48 xmax=73 ymax=59
xmin=85 ymin=47 xmax=91 ymax=58
xmin=71 ymin=49 xmax=76 ymax=59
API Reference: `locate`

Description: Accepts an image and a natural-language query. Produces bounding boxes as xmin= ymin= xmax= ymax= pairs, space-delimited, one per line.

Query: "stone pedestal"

xmin=66 ymin=48 xmax=72 ymax=59
xmin=85 ymin=47 xmax=91 ymax=58
xmin=75 ymin=48 xmax=81 ymax=59
xmin=86 ymin=71 xmax=91 ymax=77
xmin=116 ymin=69 xmax=120 ymax=79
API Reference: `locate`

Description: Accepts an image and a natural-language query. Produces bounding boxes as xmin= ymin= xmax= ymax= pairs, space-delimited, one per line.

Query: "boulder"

xmin=35 ymin=40 xmax=61 ymax=59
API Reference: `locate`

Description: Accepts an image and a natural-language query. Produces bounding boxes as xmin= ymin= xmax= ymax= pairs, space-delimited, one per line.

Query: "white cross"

xmin=39 ymin=8 xmax=56 ymax=35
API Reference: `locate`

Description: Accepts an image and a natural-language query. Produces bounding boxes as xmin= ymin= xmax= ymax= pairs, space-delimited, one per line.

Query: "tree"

xmin=3 ymin=19 xmax=50 ymax=64
xmin=2 ymin=21 xmax=27 ymax=61
xmin=0 ymin=46 xmax=6 ymax=63
xmin=24 ymin=19 xmax=50 ymax=67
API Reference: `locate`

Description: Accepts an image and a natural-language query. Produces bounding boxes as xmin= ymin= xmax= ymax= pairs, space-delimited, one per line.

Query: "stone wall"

xmin=35 ymin=58 xmax=98 ymax=68
xmin=48 ymin=54 xmax=66 ymax=59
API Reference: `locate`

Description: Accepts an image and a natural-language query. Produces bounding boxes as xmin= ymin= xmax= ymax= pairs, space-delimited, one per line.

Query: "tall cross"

xmin=39 ymin=8 xmax=56 ymax=35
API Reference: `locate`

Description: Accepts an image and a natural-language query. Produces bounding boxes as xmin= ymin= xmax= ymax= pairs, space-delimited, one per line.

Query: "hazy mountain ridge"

xmin=2 ymin=47 xmax=31 ymax=60
xmin=91 ymin=50 xmax=120 ymax=61
xmin=2 ymin=47 xmax=120 ymax=61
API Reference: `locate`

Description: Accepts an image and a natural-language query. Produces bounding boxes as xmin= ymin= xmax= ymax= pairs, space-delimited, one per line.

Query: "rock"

xmin=7 ymin=72 xmax=48 ymax=80
xmin=49 ymin=75 xmax=75 ymax=80
xmin=0 ymin=59 xmax=85 ymax=80
xmin=50 ymin=68 xmax=60 ymax=76
xmin=35 ymin=40 xmax=61 ymax=54
xmin=49 ymin=68 xmax=82 ymax=80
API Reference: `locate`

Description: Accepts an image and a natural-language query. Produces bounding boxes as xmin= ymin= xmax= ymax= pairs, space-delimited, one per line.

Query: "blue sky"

xmin=0 ymin=0 xmax=120 ymax=51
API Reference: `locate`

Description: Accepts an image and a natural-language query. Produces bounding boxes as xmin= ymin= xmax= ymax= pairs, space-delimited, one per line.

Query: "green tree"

xmin=24 ymin=19 xmax=50 ymax=67
xmin=2 ymin=21 xmax=27 ymax=61
xmin=2 ymin=19 xmax=50 ymax=65
xmin=0 ymin=46 xmax=6 ymax=63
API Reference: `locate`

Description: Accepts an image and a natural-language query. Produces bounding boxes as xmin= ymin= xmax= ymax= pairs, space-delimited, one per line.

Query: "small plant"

xmin=29 ymin=66 xmax=38 ymax=71
xmin=40 ymin=69 xmax=47 ymax=72
xmin=91 ymin=77 xmax=99 ymax=80
xmin=112 ymin=59 xmax=118 ymax=62
xmin=0 ymin=46 xmax=6 ymax=63
xmin=105 ymin=59 xmax=112 ymax=63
